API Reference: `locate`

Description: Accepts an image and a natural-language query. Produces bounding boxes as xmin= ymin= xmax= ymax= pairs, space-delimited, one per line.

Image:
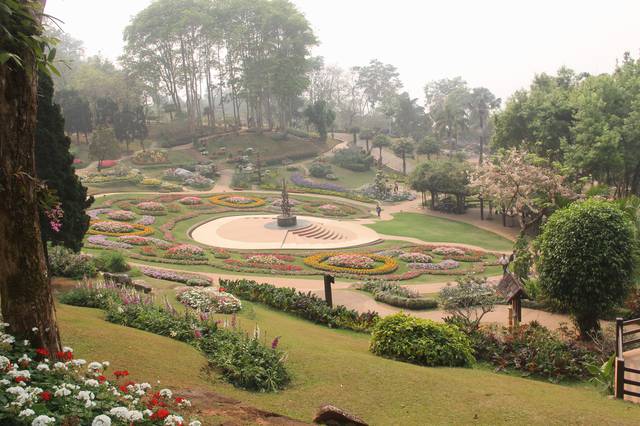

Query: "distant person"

xmin=376 ymin=204 xmax=382 ymax=218
xmin=393 ymin=181 xmax=399 ymax=193
xmin=499 ymin=254 xmax=510 ymax=274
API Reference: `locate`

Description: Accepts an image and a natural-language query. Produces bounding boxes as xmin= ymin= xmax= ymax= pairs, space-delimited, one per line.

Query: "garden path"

xmin=129 ymin=262 xmax=569 ymax=329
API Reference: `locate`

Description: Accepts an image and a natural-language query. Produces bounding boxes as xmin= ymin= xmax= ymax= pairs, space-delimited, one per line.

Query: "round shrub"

xmin=370 ymin=313 xmax=474 ymax=367
xmin=95 ymin=251 xmax=129 ymax=273
xmin=538 ymin=199 xmax=636 ymax=337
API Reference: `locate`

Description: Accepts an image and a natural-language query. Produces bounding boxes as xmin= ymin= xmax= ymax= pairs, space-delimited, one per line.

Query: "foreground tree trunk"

xmin=0 ymin=0 xmax=62 ymax=353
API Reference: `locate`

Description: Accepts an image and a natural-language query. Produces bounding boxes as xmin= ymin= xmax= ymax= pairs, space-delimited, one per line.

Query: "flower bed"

xmin=87 ymin=208 xmax=113 ymax=219
xmin=106 ymin=210 xmax=136 ymax=221
xmin=135 ymin=202 xmax=167 ymax=216
xmin=131 ymin=149 xmax=169 ymax=165
xmin=0 ymin=323 xmax=198 ymax=425
xmin=432 ymin=247 xmax=466 ymax=257
xmin=117 ymin=236 xmax=173 ymax=249
xmin=304 ymin=252 xmax=398 ymax=275
xmin=87 ymin=235 xmax=134 ymax=250
xmin=165 ymin=244 xmax=206 ymax=260
xmin=139 ymin=266 xmax=212 ymax=285
xmin=177 ymin=287 xmax=242 ymax=313
xmin=209 ymin=194 xmax=266 ymax=208
xmin=60 ymin=281 xmax=290 ymax=392
xmin=409 ymin=259 xmax=460 ymax=270
xmin=223 ymin=259 xmax=303 ymax=272
xmin=88 ymin=221 xmax=154 ymax=237
xmin=399 ymin=252 xmax=433 ymax=263
xmin=100 ymin=159 xmax=118 ymax=168
xmin=178 ymin=196 xmax=203 ymax=205
xmin=290 ymin=173 xmax=347 ymax=192
xmin=136 ymin=215 xmax=156 ymax=226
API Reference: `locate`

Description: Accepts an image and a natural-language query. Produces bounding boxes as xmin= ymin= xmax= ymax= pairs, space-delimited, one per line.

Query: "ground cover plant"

xmin=176 ymin=287 xmax=242 ymax=313
xmin=355 ymin=279 xmax=438 ymax=310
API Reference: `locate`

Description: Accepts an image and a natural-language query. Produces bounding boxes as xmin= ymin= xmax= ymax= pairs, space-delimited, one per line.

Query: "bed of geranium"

xmin=82 ymin=194 xmax=501 ymax=282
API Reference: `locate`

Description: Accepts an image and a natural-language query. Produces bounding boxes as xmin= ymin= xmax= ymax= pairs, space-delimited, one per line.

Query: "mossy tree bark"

xmin=0 ymin=0 xmax=62 ymax=353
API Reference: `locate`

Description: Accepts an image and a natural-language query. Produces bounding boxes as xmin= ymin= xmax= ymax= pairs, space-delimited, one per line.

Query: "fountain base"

xmin=277 ymin=215 xmax=297 ymax=227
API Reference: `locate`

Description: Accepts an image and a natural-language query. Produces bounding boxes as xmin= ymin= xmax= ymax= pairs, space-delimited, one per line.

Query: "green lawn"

xmin=367 ymin=212 xmax=514 ymax=252
xmin=57 ymin=298 xmax=640 ymax=425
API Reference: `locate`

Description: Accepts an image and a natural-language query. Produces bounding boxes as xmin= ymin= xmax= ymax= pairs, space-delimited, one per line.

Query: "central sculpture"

xmin=277 ymin=178 xmax=297 ymax=227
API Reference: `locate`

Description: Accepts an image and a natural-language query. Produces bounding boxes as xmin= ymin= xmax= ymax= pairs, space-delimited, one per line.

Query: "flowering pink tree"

xmin=470 ymin=148 xmax=574 ymax=232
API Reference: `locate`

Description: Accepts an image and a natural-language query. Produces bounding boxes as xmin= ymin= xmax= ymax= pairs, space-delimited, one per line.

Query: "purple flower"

xmin=290 ymin=173 xmax=347 ymax=192
xmin=87 ymin=235 xmax=133 ymax=249
xmin=271 ymin=336 xmax=280 ymax=349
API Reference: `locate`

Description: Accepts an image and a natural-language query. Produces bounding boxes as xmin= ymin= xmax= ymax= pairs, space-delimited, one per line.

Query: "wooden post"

xmin=615 ymin=318 xmax=625 ymax=399
xmin=508 ymin=306 xmax=513 ymax=331
xmin=323 ymin=274 xmax=335 ymax=308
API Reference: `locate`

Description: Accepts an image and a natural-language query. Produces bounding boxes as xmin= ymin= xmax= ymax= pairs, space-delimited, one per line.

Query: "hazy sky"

xmin=45 ymin=0 xmax=640 ymax=102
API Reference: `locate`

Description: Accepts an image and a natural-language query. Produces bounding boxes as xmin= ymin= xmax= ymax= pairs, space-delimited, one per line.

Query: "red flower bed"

xmin=100 ymin=159 xmax=118 ymax=168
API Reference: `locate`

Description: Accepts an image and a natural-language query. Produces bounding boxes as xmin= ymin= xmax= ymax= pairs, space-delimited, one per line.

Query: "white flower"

xmin=164 ymin=415 xmax=184 ymax=426
xmin=2 ymin=322 xmax=9 ymax=327
xmin=0 ymin=355 xmax=10 ymax=369
xmin=127 ymin=410 xmax=143 ymax=422
xmin=19 ymin=408 xmax=35 ymax=417
xmin=7 ymin=370 xmax=30 ymax=379
xmin=18 ymin=354 xmax=31 ymax=363
xmin=23 ymin=340 xmax=29 ymax=346
xmin=37 ymin=363 xmax=50 ymax=372
xmin=159 ymin=388 xmax=172 ymax=399
xmin=31 ymin=327 xmax=38 ymax=332
xmin=52 ymin=362 xmax=66 ymax=370
xmin=91 ymin=415 xmax=112 ymax=426
xmin=62 ymin=346 xmax=73 ymax=353
xmin=102 ymin=361 xmax=110 ymax=367
xmin=71 ymin=359 xmax=86 ymax=367
xmin=88 ymin=362 xmax=103 ymax=371
xmin=189 ymin=421 xmax=202 ymax=426
xmin=31 ymin=415 xmax=56 ymax=425
xmin=143 ymin=409 xmax=153 ymax=417
xmin=84 ymin=379 xmax=99 ymax=387
xmin=0 ymin=379 xmax=10 ymax=385
xmin=109 ymin=407 xmax=130 ymax=420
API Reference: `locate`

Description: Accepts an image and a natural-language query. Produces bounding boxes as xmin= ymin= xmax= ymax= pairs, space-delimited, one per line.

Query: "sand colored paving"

xmin=190 ymin=214 xmax=381 ymax=249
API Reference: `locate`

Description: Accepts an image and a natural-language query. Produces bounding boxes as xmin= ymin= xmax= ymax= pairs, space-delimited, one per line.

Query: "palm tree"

xmin=393 ymin=138 xmax=415 ymax=175
xmin=371 ymin=134 xmax=391 ymax=167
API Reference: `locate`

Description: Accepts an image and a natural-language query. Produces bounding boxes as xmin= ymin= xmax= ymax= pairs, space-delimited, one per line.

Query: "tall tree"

xmin=353 ymin=59 xmax=402 ymax=114
xmin=0 ymin=0 xmax=62 ymax=352
xmin=36 ymin=72 xmax=93 ymax=252
xmin=89 ymin=127 xmax=120 ymax=171
xmin=393 ymin=137 xmax=414 ymax=175
xmin=304 ymin=100 xmax=335 ymax=142
xmin=424 ymin=77 xmax=471 ymax=155
xmin=372 ymin=134 xmax=391 ymax=166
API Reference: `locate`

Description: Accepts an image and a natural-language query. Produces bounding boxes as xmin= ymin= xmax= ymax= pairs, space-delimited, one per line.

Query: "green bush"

xmin=332 ymin=147 xmax=374 ymax=172
xmin=95 ymin=251 xmax=129 ymax=273
xmin=47 ymin=245 xmax=97 ymax=278
xmin=537 ymin=199 xmax=636 ymax=337
xmin=370 ymin=313 xmax=474 ymax=367
xmin=286 ymin=127 xmax=311 ymax=138
xmin=220 ymin=279 xmax=379 ymax=332
xmin=309 ymin=161 xmax=333 ymax=178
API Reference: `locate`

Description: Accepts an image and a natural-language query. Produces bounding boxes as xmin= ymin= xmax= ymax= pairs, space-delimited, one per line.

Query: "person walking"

xmin=376 ymin=204 xmax=382 ymax=218
xmin=498 ymin=254 xmax=510 ymax=274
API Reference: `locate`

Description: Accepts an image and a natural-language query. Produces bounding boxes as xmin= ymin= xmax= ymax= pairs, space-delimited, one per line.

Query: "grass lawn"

xmin=57 ymin=298 xmax=640 ymax=425
xmin=368 ymin=212 xmax=514 ymax=252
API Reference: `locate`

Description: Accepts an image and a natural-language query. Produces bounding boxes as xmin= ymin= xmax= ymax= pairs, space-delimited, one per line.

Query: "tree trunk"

xmin=402 ymin=153 xmax=406 ymax=175
xmin=0 ymin=0 xmax=62 ymax=354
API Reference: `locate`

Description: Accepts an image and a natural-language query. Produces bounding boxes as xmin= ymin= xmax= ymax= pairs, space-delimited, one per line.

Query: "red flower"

xmin=40 ymin=391 xmax=52 ymax=401
xmin=151 ymin=408 xmax=170 ymax=420
xmin=119 ymin=381 xmax=136 ymax=393
xmin=35 ymin=348 xmax=49 ymax=357
xmin=97 ymin=375 xmax=107 ymax=383
xmin=56 ymin=351 xmax=73 ymax=361
xmin=218 ymin=287 xmax=226 ymax=293
xmin=114 ymin=370 xmax=129 ymax=378
xmin=15 ymin=376 xmax=28 ymax=383
xmin=175 ymin=397 xmax=185 ymax=404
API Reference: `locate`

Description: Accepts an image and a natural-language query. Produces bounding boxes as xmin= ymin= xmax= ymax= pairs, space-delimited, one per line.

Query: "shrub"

xmin=177 ymin=287 xmax=241 ymax=313
xmin=537 ymin=199 xmax=636 ymax=337
xmin=331 ymin=147 xmax=374 ymax=171
xmin=95 ymin=251 xmax=129 ymax=273
xmin=220 ymin=279 xmax=379 ymax=332
xmin=370 ymin=313 xmax=474 ymax=367
xmin=308 ymin=161 xmax=333 ymax=178
xmin=47 ymin=245 xmax=97 ymax=278
xmin=186 ymin=278 xmax=211 ymax=287
xmin=473 ymin=322 xmax=596 ymax=381
xmin=439 ymin=276 xmax=499 ymax=333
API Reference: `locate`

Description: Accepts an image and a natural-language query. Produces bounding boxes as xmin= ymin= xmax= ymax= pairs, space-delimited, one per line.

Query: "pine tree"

xmin=36 ymin=72 xmax=93 ymax=252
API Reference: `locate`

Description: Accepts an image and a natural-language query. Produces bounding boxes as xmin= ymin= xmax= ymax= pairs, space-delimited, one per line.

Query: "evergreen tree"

xmin=36 ymin=72 xmax=93 ymax=252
